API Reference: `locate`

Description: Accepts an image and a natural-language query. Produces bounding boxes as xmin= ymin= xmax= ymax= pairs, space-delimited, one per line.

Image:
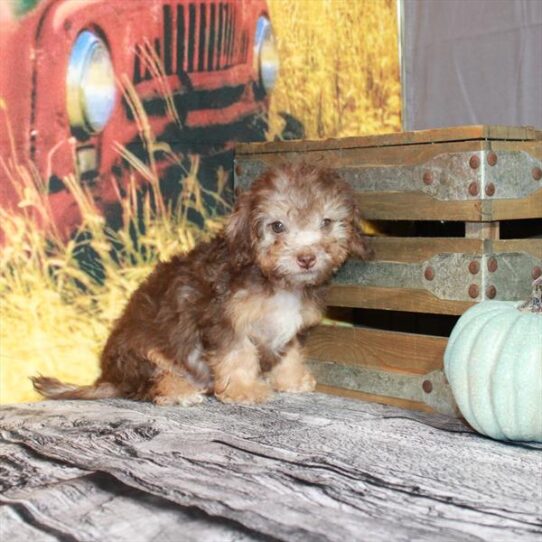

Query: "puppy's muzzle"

xmin=296 ymin=252 xmax=316 ymax=270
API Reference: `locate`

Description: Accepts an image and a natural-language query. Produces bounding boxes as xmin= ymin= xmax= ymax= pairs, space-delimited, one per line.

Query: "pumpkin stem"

xmin=519 ymin=276 xmax=542 ymax=313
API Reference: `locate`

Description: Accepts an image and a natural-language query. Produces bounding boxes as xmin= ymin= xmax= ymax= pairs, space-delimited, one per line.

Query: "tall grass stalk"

xmin=1 ymin=1 xmax=400 ymax=402
xmin=0 ymin=88 xmax=226 ymax=404
xmin=267 ymin=0 xmax=401 ymax=139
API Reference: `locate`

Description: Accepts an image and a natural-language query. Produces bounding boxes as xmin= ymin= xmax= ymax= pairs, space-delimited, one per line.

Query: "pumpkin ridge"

xmin=445 ymin=308 xmax=503 ymax=433
xmin=447 ymin=305 xmax=508 ymax=345
xmin=445 ymin=285 xmax=542 ymax=441
xmin=487 ymin=311 xmax=523 ymax=440
xmin=468 ymin=310 xmax=519 ymax=437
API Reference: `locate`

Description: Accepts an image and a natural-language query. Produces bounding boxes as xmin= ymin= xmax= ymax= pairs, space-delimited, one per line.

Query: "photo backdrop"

xmin=0 ymin=0 xmax=400 ymax=403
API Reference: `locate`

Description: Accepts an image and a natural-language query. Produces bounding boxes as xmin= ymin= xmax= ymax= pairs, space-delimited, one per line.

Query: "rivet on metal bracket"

xmin=469 ymin=155 xmax=480 ymax=169
xmin=486 ymin=285 xmax=497 ymax=299
xmin=423 ymin=171 xmax=433 ymax=185
xmin=468 ymin=182 xmax=479 ymax=196
xmin=468 ymin=260 xmax=480 ymax=275
xmin=424 ymin=266 xmax=435 ymax=281
xmin=468 ymin=284 xmax=480 ymax=298
xmin=487 ymin=152 xmax=498 ymax=166
xmin=422 ymin=380 xmax=433 ymax=393
xmin=485 ymin=183 xmax=496 ymax=197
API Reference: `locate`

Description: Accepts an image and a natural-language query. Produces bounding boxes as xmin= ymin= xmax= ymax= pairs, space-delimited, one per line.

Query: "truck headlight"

xmin=67 ymin=31 xmax=116 ymax=134
xmin=254 ymin=16 xmax=279 ymax=93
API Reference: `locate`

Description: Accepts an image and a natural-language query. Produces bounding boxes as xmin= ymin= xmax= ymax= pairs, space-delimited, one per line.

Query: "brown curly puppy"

xmin=32 ymin=163 xmax=370 ymax=405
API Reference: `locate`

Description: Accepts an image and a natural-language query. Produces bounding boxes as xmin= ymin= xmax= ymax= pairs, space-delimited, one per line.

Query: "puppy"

xmin=32 ymin=163 xmax=370 ymax=405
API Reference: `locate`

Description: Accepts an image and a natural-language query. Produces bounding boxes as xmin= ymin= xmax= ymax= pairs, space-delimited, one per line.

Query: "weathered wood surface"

xmin=326 ymin=284 xmax=475 ymax=315
xmin=235 ymin=129 xmax=542 ymax=223
xmin=316 ymin=384 xmax=434 ymax=413
xmin=365 ymin=238 xmax=541 ymax=263
xmin=1 ymin=394 xmax=541 ymax=541
xmin=324 ymin=237 xmax=542 ymax=314
xmin=236 ymin=125 xmax=542 ymax=155
xmin=306 ymin=325 xmax=447 ymax=374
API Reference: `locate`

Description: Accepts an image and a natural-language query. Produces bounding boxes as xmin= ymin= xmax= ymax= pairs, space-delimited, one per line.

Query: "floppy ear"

xmin=225 ymin=190 xmax=253 ymax=267
xmin=348 ymin=205 xmax=373 ymax=260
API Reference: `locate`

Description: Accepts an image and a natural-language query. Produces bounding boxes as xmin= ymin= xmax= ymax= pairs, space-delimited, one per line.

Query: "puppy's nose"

xmin=297 ymin=253 xmax=316 ymax=270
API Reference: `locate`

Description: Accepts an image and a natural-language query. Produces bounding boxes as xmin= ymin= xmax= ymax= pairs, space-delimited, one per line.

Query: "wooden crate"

xmin=234 ymin=125 xmax=542 ymax=415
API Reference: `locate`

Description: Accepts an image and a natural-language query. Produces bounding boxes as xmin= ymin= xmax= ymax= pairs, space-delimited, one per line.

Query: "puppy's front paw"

xmin=271 ymin=367 xmax=316 ymax=393
xmin=216 ymin=379 xmax=272 ymax=404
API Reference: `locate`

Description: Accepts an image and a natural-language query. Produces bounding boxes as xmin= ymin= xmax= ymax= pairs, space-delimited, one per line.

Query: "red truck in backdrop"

xmin=0 ymin=0 xmax=278 ymax=238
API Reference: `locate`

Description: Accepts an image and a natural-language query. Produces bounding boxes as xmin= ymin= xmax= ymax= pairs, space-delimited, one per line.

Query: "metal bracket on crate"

xmin=335 ymin=252 xmax=541 ymax=302
xmin=308 ymin=361 xmax=458 ymax=416
xmin=234 ymin=151 xmax=542 ymax=200
xmin=338 ymin=150 xmax=542 ymax=201
xmin=422 ymin=252 xmax=540 ymax=301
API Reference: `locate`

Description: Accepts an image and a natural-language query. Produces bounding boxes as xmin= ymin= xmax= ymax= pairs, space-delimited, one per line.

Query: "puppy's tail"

xmin=31 ymin=375 xmax=120 ymax=401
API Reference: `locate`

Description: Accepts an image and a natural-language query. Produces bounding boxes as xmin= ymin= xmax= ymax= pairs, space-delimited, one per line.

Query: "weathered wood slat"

xmin=236 ymin=125 xmax=541 ymax=155
xmin=305 ymin=326 xmax=455 ymax=414
xmin=235 ymin=136 xmax=541 ymax=223
xmin=316 ymin=383 xmax=433 ymax=413
xmin=357 ymin=191 xmax=542 ymax=222
xmin=369 ymin=237 xmax=484 ymax=263
xmin=367 ymin=237 xmax=542 ymax=263
xmin=493 ymin=239 xmax=542 ymax=258
xmin=328 ymin=238 xmax=541 ymax=314
xmin=236 ymin=140 xmax=487 ymax=172
xmin=306 ymin=325 xmax=446 ymax=374
xmin=490 ymin=191 xmax=542 ymax=221
xmin=326 ymin=285 xmax=474 ymax=315
xmin=1 ymin=397 xmax=541 ymax=542
xmin=356 ymin=192 xmax=489 ymax=221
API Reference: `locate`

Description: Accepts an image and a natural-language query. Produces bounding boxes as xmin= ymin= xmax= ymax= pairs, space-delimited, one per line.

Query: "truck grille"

xmin=134 ymin=1 xmax=249 ymax=83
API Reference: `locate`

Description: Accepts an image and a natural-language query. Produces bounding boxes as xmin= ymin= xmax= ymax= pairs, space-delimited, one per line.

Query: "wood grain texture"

xmin=315 ymin=384 xmax=433 ymax=413
xmin=357 ymin=192 xmax=488 ymax=221
xmin=236 ymin=125 xmax=541 ymax=155
xmin=235 ymin=132 xmax=541 ymax=223
xmin=490 ymin=191 xmax=542 ymax=221
xmin=326 ymin=285 xmax=474 ymax=315
xmin=306 ymin=325 xmax=447 ymax=374
xmin=1 ymin=396 xmax=541 ymax=542
xmin=237 ymin=140 xmax=486 ymax=170
xmin=493 ymin=239 xmax=542 ymax=259
xmin=0 ymin=443 xmax=255 ymax=542
xmin=357 ymin=190 xmax=541 ymax=222
xmin=364 ymin=237 xmax=541 ymax=267
xmin=368 ymin=237 xmax=484 ymax=263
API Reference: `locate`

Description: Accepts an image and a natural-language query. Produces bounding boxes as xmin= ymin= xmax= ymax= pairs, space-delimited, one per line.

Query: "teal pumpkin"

xmin=444 ymin=279 xmax=542 ymax=442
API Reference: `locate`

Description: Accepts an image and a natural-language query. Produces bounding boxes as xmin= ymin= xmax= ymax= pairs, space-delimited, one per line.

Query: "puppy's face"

xmin=227 ymin=164 xmax=369 ymax=286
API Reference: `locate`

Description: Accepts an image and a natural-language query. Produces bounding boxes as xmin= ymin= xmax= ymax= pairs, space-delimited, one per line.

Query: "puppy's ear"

xmin=225 ymin=190 xmax=253 ymax=267
xmin=349 ymin=205 xmax=373 ymax=260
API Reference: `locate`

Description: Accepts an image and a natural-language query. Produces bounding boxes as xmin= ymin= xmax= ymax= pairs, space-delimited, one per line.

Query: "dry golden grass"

xmin=1 ymin=1 xmax=401 ymax=403
xmin=267 ymin=0 xmax=401 ymax=139
xmin=0 ymin=91 xmax=225 ymax=404
xmin=0 ymin=163 xmax=225 ymax=404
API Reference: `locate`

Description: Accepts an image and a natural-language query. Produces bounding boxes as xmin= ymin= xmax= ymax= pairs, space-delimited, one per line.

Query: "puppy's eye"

xmin=321 ymin=218 xmax=333 ymax=229
xmin=270 ymin=221 xmax=285 ymax=234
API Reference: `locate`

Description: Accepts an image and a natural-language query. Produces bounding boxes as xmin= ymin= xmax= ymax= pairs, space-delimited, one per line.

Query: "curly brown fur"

xmin=32 ymin=163 xmax=370 ymax=405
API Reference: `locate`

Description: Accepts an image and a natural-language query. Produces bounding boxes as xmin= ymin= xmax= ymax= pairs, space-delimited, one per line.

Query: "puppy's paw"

xmin=271 ymin=368 xmax=316 ymax=393
xmin=153 ymin=391 xmax=204 ymax=407
xmin=216 ymin=380 xmax=272 ymax=404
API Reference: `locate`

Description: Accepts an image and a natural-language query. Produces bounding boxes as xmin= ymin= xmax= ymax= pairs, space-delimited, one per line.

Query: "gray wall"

xmin=401 ymin=0 xmax=542 ymax=130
